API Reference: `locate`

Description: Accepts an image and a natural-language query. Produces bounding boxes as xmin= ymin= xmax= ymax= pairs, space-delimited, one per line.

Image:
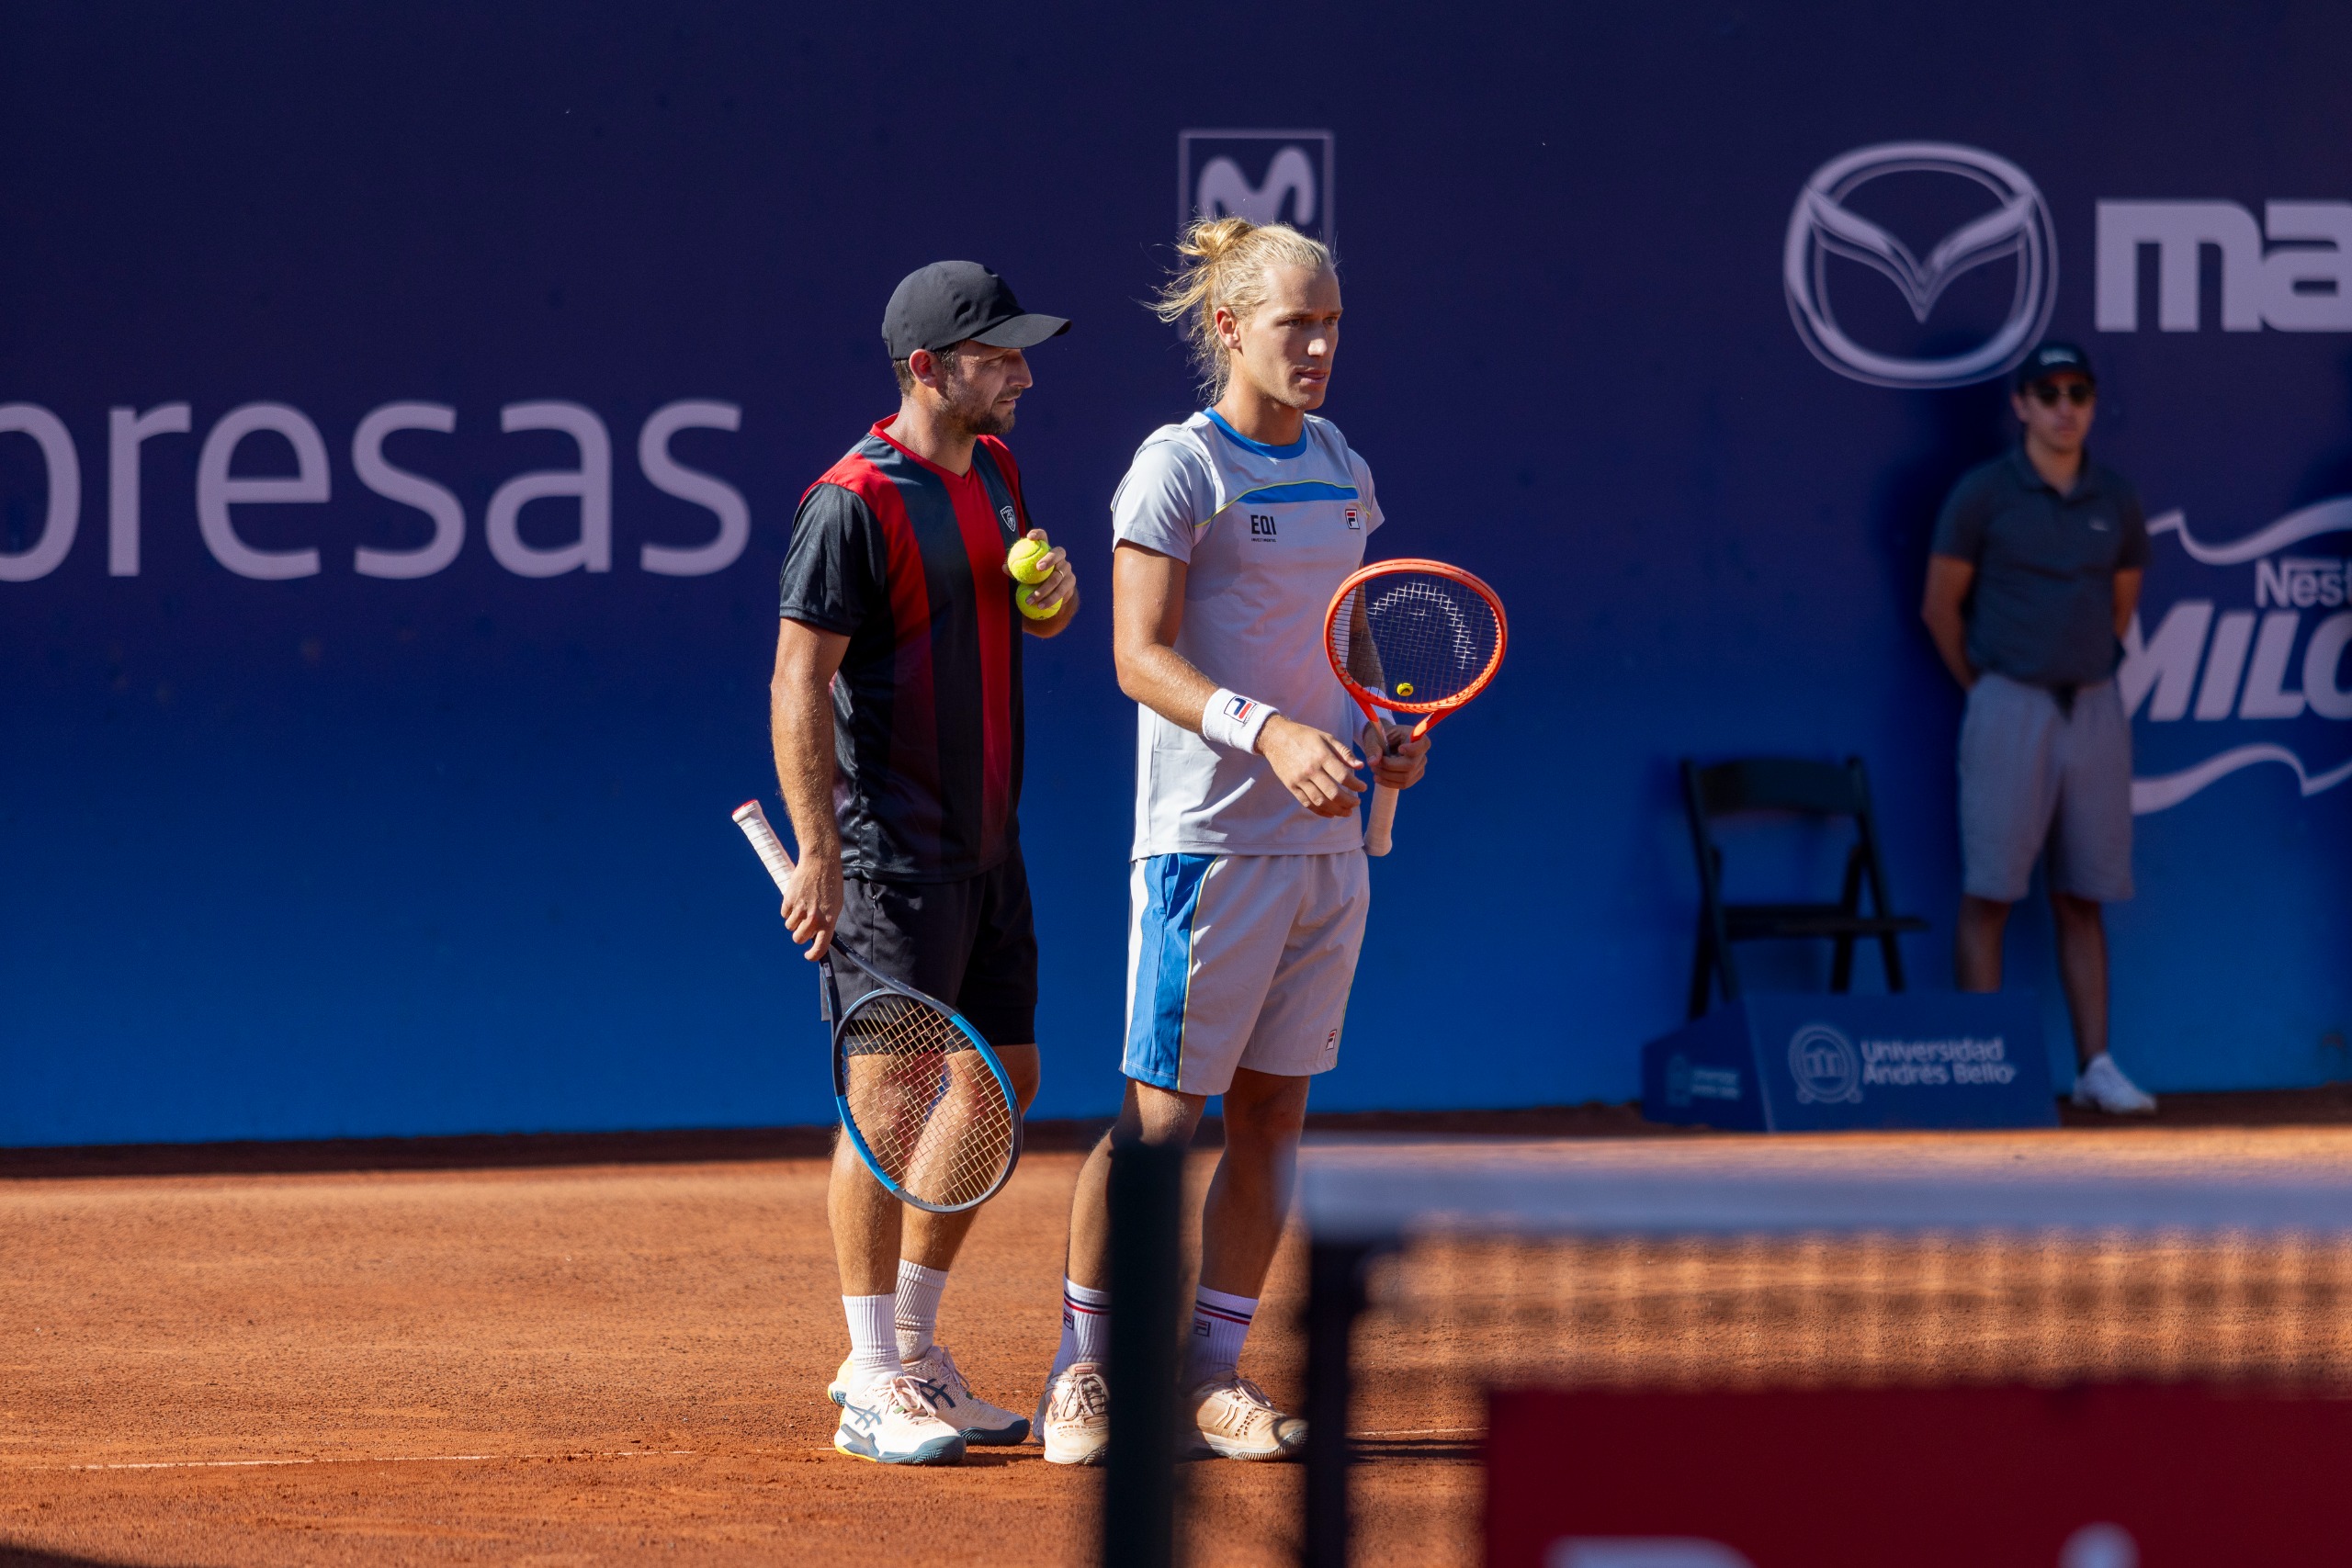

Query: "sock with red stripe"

xmin=1051 ymin=1278 xmax=1111 ymax=1380
xmin=1183 ymin=1286 xmax=1258 ymax=1386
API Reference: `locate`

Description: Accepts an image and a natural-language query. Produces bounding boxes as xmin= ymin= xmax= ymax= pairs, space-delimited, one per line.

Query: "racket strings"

xmin=839 ymin=993 xmax=1017 ymax=1210
xmin=1332 ymin=574 xmax=1501 ymax=706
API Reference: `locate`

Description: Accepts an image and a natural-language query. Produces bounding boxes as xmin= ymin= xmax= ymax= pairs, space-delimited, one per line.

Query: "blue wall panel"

xmin=5 ymin=3 xmax=2349 ymax=1143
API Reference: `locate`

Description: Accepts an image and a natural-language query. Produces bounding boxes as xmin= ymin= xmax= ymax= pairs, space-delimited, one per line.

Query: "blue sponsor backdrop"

xmin=6 ymin=4 xmax=2350 ymax=1145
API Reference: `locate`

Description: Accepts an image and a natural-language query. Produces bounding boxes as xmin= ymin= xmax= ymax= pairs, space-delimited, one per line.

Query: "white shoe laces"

xmin=1050 ymin=1366 xmax=1109 ymax=1421
xmin=910 ymin=1343 xmax=967 ymax=1395
xmin=881 ymin=1373 xmax=946 ymax=1422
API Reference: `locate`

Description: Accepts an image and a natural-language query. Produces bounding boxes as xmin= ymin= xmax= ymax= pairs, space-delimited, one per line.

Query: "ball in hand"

xmin=1005 ymin=536 xmax=1054 ymax=585
xmin=1016 ymin=581 xmax=1061 ymax=620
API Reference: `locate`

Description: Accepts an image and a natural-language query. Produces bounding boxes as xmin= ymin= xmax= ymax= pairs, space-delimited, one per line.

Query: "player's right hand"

xmin=779 ymin=851 xmax=845 ymax=959
xmin=1256 ymin=715 xmax=1366 ymax=818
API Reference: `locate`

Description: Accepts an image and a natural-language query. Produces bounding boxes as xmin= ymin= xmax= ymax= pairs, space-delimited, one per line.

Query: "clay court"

xmin=6 ymin=1097 xmax=2352 ymax=1567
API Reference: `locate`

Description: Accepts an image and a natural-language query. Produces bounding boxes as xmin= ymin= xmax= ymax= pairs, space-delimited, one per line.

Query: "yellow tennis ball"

xmin=1005 ymin=536 xmax=1054 ymax=585
xmin=1396 ymin=681 xmax=1415 ymax=697
xmin=1016 ymin=581 xmax=1060 ymax=620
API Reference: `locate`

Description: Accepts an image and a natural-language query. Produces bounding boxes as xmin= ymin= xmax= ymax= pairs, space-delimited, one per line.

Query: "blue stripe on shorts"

xmin=1124 ymin=853 xmax=1216 ymax=1089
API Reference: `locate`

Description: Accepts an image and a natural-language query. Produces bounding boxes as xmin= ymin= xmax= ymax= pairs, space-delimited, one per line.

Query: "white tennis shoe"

xmin=827 ymin=1346 xmax=1029 ymax=1445
xmin=905 ymin=1343 xmax=1030 ymax=1445
xmin=2073 ymin=1053 xmax=2157 ymax=1115
xmin=1185 ymin=1373 xmax=1306 ymax=1461
xmin=1035 ymin=1360 xmax=1110 ymax=1466
xmin=832 ymin=1373 xmax=967 ymax=1466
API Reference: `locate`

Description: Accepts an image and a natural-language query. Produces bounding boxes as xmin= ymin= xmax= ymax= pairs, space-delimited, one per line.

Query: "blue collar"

xmin=1204 ymin=407 xmax=1308 ymax=459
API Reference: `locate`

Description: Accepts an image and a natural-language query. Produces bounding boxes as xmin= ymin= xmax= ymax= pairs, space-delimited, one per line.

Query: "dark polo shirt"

xmin=1931 ymin=446 xmax=2151 ymax=688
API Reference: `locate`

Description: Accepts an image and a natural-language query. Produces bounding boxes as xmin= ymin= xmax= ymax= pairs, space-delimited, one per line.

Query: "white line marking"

xmin=51 ymin=1450 xmax=695 ymax=1472
xmin=1347 ymin=1427 xmax=1482 ymax=1440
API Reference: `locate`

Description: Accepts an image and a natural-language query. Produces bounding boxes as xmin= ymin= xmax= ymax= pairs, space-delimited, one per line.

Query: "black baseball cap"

xmin=2015 ymin=340 xmax=2096 ymax=389
xmin=882 ymin=261 xmax=1069 ymax=359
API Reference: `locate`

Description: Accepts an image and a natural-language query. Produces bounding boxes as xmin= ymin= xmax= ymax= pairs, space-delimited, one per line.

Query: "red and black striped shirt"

xmin=779 ymin=420 xmax=1032 ymax=882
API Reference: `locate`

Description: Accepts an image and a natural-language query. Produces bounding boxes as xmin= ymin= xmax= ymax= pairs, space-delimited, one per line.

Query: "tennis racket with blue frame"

xmin=732 ymin=800 xmax=1023 ymax=1214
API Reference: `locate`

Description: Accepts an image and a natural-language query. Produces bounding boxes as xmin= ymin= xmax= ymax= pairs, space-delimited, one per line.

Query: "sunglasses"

xmin=2026 ymin=382 xmax=2096 ymax=407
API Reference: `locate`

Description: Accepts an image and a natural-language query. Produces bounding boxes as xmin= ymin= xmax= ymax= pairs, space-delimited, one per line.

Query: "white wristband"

xmin=1201 ymin=688 xmax=1278 ymax=754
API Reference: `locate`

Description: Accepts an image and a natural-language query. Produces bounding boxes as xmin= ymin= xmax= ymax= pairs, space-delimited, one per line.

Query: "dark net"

xmin=838 ymin=992 xmax=1017 ymax=1211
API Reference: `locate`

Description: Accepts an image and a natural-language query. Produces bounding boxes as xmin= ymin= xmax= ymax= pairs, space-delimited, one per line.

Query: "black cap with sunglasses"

xmin=2015 ymin=340 xmax=2096 ymax=394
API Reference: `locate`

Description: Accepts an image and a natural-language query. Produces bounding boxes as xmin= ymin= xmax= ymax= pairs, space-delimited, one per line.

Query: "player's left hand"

xmin=1010 ymin=527 xmax=1078 ymax=618
xmin=1366 ymin=721 xmax=1430 ymax=791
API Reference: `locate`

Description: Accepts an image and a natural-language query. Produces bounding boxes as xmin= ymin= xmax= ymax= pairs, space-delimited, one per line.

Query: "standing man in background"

xmin=1921 ymin=341 xmax=2156 ymax=1116
xmin=771 ymin=261 xmax=1079 ymax=1464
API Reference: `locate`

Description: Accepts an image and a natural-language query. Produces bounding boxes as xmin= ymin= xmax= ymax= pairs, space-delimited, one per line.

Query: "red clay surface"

xmin=5 ymin=1094 xmax=2351 ymax=1567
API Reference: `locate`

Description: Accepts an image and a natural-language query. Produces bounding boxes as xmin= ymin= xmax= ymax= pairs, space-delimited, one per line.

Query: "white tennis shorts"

xmin=1122 ymin=851 xmax=1370 ymax=1096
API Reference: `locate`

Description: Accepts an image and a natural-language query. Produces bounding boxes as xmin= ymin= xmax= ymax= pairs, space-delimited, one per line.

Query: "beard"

xmin=940 ymin=368 xmax=1016 ymax=438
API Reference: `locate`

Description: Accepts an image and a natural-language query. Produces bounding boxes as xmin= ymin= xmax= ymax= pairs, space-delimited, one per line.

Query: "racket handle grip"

xmin=732 ymin=800 xmax=797 ymax=890
xmin=1365 ymin=783 xmax=1398 ymax=856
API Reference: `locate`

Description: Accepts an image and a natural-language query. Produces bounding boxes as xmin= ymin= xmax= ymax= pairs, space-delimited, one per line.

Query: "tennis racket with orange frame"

xmin=1324 ymin=558 xmax=1509 ymax=856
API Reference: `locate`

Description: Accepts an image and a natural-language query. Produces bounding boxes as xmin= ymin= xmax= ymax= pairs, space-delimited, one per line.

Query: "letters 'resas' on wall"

xmin=1178 ymin=130 xmax=1335 ymax=247
xmin=0 ymin=399 xmax=747 ymax=584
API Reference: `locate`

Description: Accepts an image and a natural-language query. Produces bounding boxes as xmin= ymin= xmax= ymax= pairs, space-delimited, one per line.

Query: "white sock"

xmin=1184 ymin=1286 xmax=1258 ymax=1386
xmin=895 ymin=1260 xmax=949 ymax=1362
xmin=1053 ymin=1278 xmax=1112 ymax=1378
xmin=842 ymin=1293 xmax=901 ymax=1390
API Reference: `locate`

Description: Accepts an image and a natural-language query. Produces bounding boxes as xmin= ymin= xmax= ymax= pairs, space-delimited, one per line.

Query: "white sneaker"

xmin=833 ymin=1373 xmax=967 ymax=1465
xmin=2073 ymin=1053 xmax=2158 ymax=1115
xmin=828 ymin=1347 xmax=1027 ymax=1445
xmin=1185 ymin=1373 xmax=1306 ymax=1462
xmin=1035 ymin=1360 xmax=1110 ymax=1466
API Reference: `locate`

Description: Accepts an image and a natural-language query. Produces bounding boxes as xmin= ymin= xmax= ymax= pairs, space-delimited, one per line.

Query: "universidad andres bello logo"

xmin=2123 ymin=499 xmax=2352 ymax=812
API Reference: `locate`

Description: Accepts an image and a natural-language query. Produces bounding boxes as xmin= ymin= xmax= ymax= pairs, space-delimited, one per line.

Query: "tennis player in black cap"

xmin=770 ymin=261 xmax=1076 ymax=1464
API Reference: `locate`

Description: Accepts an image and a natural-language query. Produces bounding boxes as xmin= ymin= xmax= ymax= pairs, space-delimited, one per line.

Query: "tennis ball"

xmin=1396 ymin=681 xmax=1415 ymax=697
xmin=1005 ymin=536 xmax=1054 ymax=585
xmin=1016 ymin=581 xmax=1061 ymax=620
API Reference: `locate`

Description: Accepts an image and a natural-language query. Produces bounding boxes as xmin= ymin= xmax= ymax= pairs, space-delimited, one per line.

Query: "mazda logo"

xmin=1784 ymin=141 xmax=2056 ymax=389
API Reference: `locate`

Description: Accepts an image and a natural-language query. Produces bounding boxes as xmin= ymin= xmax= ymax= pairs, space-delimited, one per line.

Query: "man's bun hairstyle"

xmin=1150 ymin=216 xmax=1334 ymax=398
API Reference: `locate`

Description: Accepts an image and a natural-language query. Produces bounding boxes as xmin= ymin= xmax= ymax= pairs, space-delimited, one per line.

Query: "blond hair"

xmin=1150 ymin=216 xmax=1334 ymax=398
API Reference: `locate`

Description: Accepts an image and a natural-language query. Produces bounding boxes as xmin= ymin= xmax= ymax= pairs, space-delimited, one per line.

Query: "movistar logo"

xmin=1178 ymin=130 xmax=1335 ymax=245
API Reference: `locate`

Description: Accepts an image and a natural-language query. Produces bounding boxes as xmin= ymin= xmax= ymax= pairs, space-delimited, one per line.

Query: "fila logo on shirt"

xmin=1250 ymin=513 xmax=1279 ymax=539
xmin=1343 ymin=504 xmax=1363 ymax=530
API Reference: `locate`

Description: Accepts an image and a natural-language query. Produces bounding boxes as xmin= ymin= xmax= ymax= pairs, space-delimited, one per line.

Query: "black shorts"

xmin=831 ymin=851 xmax=1039 ymax=1048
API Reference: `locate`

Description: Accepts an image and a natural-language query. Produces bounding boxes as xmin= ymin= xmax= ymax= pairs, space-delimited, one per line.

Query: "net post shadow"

xmin=1103 ymin=1138 xmax=1183 ymax=1568
xmin=1304 ymin=1235 xmax=1385 ymax=1568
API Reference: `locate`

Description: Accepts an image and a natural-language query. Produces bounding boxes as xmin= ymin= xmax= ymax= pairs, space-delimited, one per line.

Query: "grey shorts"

xmin=1958 ymin=671 xmax=2134 ymax=904
xmin=1122 ymin=851 xmax=1369 ymax=1096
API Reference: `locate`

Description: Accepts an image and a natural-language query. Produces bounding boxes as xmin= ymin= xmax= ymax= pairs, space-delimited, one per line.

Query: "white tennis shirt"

xmin=1110 ymin=409 xmax=1384 ymax=858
